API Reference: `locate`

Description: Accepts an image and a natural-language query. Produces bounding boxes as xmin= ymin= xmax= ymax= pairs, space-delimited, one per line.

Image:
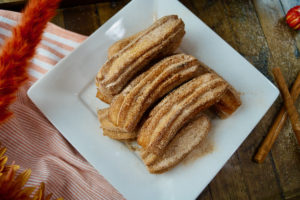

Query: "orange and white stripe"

xmin=0 ymin=9 xmax=86 ymax=82
xmin=0 ymin=10 xmax=124 ymax=200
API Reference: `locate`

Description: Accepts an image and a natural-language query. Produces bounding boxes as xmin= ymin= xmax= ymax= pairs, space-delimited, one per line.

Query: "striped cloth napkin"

xmin=0 ymin=10 xmax=124 ymax=199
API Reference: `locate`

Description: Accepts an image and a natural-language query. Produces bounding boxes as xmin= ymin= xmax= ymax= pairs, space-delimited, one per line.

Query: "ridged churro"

xmin=97 ymin=109 xmax=137 ymax=140
xmin=108 ymin=36 xmax=241 ymax=118
xmin=137 ymin=73 xmax=228 ymax=164
xmin=109 ymin=54 xmax=206 ymax=132
xmin=96 ymin=15 xmax=185 ymax=101
xmin=146 ymin=114 xmax=211 ymax=173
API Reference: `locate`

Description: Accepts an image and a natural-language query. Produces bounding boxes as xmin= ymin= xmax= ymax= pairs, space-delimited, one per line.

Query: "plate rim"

xmin=27 ymin=0 xmax=279 ymax=199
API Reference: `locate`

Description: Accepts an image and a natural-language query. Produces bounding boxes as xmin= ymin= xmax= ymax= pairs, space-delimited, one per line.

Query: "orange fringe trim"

xmin=0 ymin=0 xmax=61 ymax=124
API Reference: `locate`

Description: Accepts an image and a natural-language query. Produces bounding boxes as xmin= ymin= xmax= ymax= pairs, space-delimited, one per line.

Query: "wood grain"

xmin=255 ymin=74 xmax=300 ymax=163
xmin=183 ymin=2 xmax=251 ymax=200
xmin=232 ymin=4 xmax=282 ymax=200
xmin=51 ymin=9 xmax=64 ymax=28
xmin=0 ymin=0 xmax=117 ymax=10
xmin=253 ymin=0 xmax=300 ymax=198
xmin=211 ymin=156 xmax=251 ymax=200
xmin=4 ymin=0 xmax=298 ymax=199
xmin=62 ymin=4 xmax=100 ymax=35
xmin=253 ymin=0 xmax=299 ymax=85
xmin=220 ymin=1 xmax=284 ymax=199
xmin=97 ymin=1 xmax=129 ymax=25
xmin=186 ymin=0 xmax=286 ymax=199
xmin=280 ymin=0 xmax=300 ymax=54
xmin=280 ymin=0 xmax=300 ymax=9
xmin=272 ymin=68 xmax=300 ymax=144
xmin=196 ymin=187 xmax=212 ymax=200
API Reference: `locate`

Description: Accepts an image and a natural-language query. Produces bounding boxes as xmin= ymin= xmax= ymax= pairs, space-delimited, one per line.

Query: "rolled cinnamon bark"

xmin=272 ymin=68 xmax=300 ymax=145
xmin=255 ymin=73 xmax=300 ymax=163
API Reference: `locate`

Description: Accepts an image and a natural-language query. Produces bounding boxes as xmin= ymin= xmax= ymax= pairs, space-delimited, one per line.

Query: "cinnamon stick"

xmin=272 ymin=67 xmax=300 ymax=145
xmin=254 ymin=73 xmax=300 ymax=163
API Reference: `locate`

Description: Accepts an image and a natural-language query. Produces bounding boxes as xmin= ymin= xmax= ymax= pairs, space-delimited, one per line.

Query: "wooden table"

xmin=2 ymin=0 xmax=300 ymax=199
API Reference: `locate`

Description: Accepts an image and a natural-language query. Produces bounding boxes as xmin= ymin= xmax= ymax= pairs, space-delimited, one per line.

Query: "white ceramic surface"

xmin=28 ymin=0 xmax=279 ymax=199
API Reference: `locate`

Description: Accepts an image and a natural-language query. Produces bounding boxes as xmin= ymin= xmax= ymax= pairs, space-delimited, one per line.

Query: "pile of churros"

xmin=95 ymin=15 xmax=241 ymax=173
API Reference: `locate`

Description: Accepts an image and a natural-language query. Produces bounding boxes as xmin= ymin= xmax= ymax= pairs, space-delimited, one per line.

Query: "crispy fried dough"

xmin=196 ymin=60 xmax=241 ymax=118
xmin=137 ymin=73 xmax=228 ymax=163
xmin=97 ymin=109 xmax=136 ymax=140
xmin=96 ymin=89 xmax=112 ymax=104
xmin=108 ymin=54 xmax=207 ymax=132
xmin=213 ymin=86 xmax=241 ymax=118
xmin=108 ymin=35 xmax=241 ymax=117
xmin=107 ymin=31 xmax=144 ymax=59
xmin=146 ymin=114 xmax=211 ymax=173
xmin=96 ymin=15 xmax=185 ymax=100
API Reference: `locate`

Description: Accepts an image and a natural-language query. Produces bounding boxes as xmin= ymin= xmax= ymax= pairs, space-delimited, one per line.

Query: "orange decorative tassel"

xmin=0 ymin=0 xmax=61 ymax=124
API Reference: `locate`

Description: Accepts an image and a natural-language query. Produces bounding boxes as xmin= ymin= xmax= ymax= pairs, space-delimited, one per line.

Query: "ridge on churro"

xmin=96 ymin=15 xmax=185 ymax=103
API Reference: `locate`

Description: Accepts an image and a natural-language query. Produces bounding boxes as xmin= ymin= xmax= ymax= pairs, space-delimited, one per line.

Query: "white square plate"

xmin=28 ymin=0 xmax=279 ymax=199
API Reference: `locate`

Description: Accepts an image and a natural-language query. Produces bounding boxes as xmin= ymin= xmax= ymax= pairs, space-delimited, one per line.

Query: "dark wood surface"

xmin=0 ymin=0 xmax=117 ymax=10
xmin=2 ymin=0 xmax=300 ymax=199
